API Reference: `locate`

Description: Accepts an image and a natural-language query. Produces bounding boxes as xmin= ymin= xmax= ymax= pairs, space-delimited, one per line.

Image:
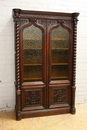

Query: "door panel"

xmin=21 ymin=86 xmax=45 ymax=111
xmin=48 ymin=21 xmax=72 ymax=108
xmin=20 ymin=20 xmax=47 ymax=110
xmin=49 ymin=85 xmax=71 ymax=108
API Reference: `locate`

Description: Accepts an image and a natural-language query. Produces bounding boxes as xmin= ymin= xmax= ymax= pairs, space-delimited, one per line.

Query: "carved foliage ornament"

xmin=26 ymin=90 xmax=41 ymax=106
xmin=48 ymin=20 xmax=72 ymax=28
xmin=57 ymin=20 xmax=72 ymax=27
xmin=53 ymin=88 xmax=67 ymax=104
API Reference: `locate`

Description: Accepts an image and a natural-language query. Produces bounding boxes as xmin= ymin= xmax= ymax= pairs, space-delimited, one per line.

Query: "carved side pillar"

xmin=71 ymin=13 xmax=79 ymax=114
xmin=13 ymin=9 xmax=21 ymax=120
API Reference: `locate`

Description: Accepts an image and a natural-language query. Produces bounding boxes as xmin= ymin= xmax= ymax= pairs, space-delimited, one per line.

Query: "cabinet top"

xmin=13 ymin=8 xmax=79 ymax=18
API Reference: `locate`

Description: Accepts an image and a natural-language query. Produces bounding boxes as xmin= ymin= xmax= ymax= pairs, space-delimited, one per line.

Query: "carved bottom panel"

xmin=26 ymin=90 xmax=41 ymax=106
xmin=49 ymin=85 xmax=71 ymax=108
xmin=21 ymin=87 xmax=45 ymax=111
xmin=53 ymin=88 xmax=67 ymax=104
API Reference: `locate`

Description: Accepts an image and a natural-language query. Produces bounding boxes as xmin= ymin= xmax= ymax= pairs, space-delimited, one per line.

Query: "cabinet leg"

xmin=16 ymin=90 xmax=21 ymax=120
xmin=71 ymin=86 xmax=76 ymax=114
xmin=16 ymin=111 xmax=21 ymax=120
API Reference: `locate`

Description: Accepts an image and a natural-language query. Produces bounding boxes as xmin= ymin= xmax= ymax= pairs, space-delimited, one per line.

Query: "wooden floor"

xmin=0 ymin=104 xmax=87 ymax=130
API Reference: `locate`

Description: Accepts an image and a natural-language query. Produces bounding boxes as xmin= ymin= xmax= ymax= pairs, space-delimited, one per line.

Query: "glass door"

xmin=51 ymin=26 xmax=69 ymax=80
xmin=21 ymin=23 xmax=47 ymax=111
xmin=48 ymin=25 xmax=71 ymax=109
xmin=23 ymin=25 xmax=43 ymax=82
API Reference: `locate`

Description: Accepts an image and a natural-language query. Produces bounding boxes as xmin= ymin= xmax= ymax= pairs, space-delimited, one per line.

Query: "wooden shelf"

xmin=24 ymin=77 xmax=42 ymax=81
xmin=23 ymin=48 xmax=42 ymax=50
xmin=23 ymin=48 xmax=68 ymax=50
xmin=24 ymin=64 xmax=42 ymax=66
xmin=51 ymin=76 xmax=68 ymax=79
xmin=52 ymin=63 xmax=68 ymax=65
xmin=24 ymin=63 xmax=68 ymax=66
xmin=52 ymin=48 xmax=69 ymax=50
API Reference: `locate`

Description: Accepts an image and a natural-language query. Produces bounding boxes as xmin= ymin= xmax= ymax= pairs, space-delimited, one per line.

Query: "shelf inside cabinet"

xmin=52 ymin=63 xmax=68 ymax=66
xmin=51 ymin=76 xmax=68 ymax=80
xmin=23 ymin=48 xmax=42 ymax=50
xmin=52 ymin=48 xmax=69 ymax=50
xmin=23 ymin=40 xmax=42 ymax=50
xmin=24 ymin=64 xmax=42 ymax=66
xmin=24 ymin=77 xmax=42 ymax=81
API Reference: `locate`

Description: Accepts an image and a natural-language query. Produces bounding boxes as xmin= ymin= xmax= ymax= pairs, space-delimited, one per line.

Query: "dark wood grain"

xmin=13 ymin=8 xmax=79 ymax=120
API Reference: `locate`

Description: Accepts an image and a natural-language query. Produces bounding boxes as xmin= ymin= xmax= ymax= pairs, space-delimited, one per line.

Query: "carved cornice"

xmin=73 ymin=13 xmax=79 ymax=24
xmin=20 ymin=14 xmax=72 ymax=21
xmin=13 ymin=9 xmax=21 ymax=22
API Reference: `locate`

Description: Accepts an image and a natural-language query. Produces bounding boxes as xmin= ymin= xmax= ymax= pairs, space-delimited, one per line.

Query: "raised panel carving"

xmin=26 ymin=90 xmax=41 ymax=106
xmin=53 ymin=88 xmax=67 ymax=104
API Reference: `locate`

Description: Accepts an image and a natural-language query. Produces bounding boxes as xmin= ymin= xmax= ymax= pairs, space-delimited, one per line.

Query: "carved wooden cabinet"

xmin=13 ymin=9 xmax=79 ymax=120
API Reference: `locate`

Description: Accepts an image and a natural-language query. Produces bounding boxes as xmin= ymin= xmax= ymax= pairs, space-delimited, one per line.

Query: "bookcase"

xmin=13 ymin=9 xmax=79 ymax=120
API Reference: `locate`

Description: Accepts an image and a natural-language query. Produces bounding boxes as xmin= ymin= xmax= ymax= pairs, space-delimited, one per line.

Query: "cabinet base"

xmin=71 ymin=107 xmax=76 ymax=114
xmin=16 ymin=107 xmax=75 ymax=120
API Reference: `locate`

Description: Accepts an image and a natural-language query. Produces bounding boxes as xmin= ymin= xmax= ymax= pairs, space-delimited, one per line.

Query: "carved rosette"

xmin=73 ymin=13 xmax=79 ymax=86
xmin=13 ymin=10 xmax=21 ymax=90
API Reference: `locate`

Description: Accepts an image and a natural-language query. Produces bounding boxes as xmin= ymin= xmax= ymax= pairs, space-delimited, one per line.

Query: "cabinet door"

xmin=20 ymin=20 xmax=47 ymax=111
xmin=47 ymin=21 xmax=72 ymax=108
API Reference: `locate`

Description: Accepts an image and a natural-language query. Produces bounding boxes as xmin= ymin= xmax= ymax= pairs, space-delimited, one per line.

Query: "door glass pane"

xmin=23 ymin=25 xmax=42 ymax=82
xmin=51 ymin=26 xmax=69 ymax=80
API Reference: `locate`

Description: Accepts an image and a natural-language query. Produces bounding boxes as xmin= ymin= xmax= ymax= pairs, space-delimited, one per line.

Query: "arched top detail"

xmin=20 ymin=21 xmax=45 ymax=34
xmin=23 ymin=24 xmax=42 ymax=41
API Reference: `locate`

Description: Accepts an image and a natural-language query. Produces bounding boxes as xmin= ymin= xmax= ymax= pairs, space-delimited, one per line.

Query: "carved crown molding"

xmin=13 ymin=9 xmax=21 ymax=22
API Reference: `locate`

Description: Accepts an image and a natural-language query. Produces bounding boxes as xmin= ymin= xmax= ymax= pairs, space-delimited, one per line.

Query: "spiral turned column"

xmin=13 ymin=9 xmax=21 ymax=120
xmin=71 ymin=13 xmax=79 ymax=114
